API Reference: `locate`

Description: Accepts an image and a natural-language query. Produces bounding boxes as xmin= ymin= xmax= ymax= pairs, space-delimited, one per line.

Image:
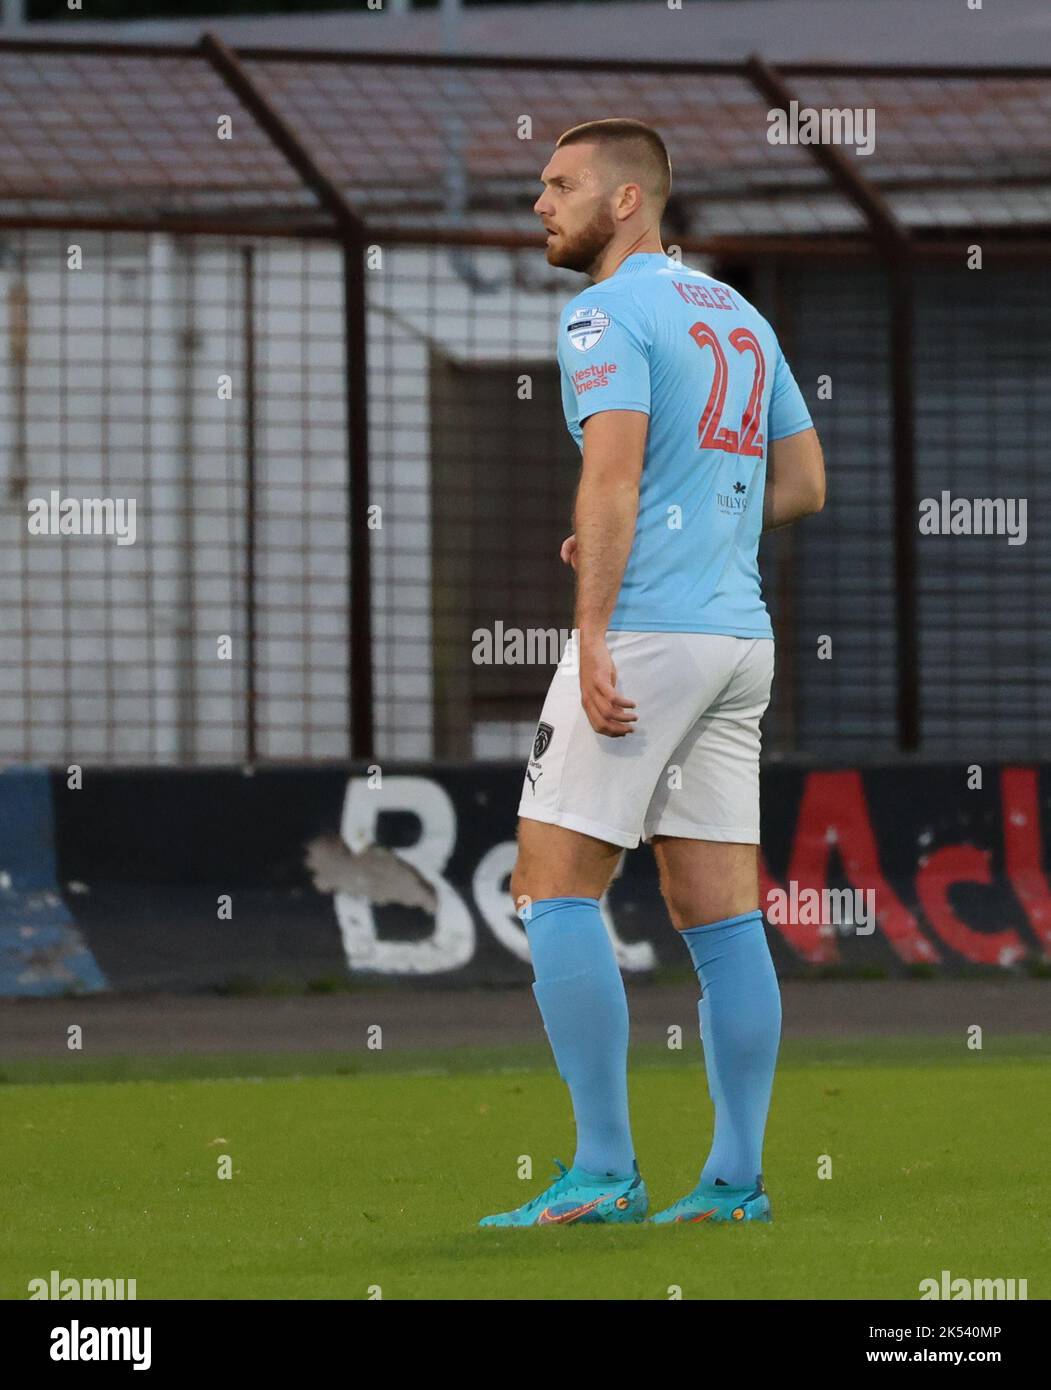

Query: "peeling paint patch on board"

xmin=304 ymin=833 xmax=437 ymax=913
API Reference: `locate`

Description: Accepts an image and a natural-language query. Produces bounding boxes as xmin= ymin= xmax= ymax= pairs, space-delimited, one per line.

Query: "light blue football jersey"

xmin=557 ymin=251 xmax=813 ymax=636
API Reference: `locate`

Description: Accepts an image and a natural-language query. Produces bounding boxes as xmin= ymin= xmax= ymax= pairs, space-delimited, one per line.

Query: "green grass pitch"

xmin=2 ymin=1036 xmax=1048 ymax=1300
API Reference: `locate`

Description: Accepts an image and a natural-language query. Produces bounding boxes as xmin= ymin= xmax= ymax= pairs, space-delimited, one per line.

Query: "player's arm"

xmin=762 ymin=426 xmax=825 ymax=531
xmin=575 ymin=409 xmax=646 ymax=631
xmin=574 ymin=408 xmax=647 ymax=737
xmin=763 ymin=341 xmax=823 ymax=531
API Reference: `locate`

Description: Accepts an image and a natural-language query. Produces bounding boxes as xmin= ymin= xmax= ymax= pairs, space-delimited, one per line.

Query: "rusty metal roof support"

xmin=745 ymin=54 xmax=920 ymax=752
xmin=5 ymin=39 xmax=1050 ymax=754
xmin=199 ymin=32 xmax=375 ymax=759
xmin=0 ymin=41 xmax=1048 ymax=246
xmin=198 ymin=32 xmax=368 ymax=239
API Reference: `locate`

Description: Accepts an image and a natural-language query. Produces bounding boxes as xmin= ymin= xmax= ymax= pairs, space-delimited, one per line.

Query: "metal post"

xmin=199 ymin=33 xmax=375 ymax=758
xmin=745 ymin=55 xmax=920 ymax=751
xmin=343 ymin=235 xmax=374 ymax=761
xmin=770 ymin=255 xmax=799 ymax=752
xmin=1 ymin=0 xmax=26 ymax=30
xmin=241 ymin=245 xmax=258 ymax=765
xmin=174 ymin=239 xmax=197 ymax=764
xmin=887 ymin=251 xmax=919 ymax=749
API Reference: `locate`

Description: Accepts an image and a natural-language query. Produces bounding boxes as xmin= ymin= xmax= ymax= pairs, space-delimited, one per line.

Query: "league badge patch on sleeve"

xmin=567 ymin=306 xmax=611 ymax=352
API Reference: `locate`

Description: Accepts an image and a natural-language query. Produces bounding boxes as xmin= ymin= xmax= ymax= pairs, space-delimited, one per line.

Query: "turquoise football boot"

xmin=479 ymin=1158 xmax=648 ymax=1227
xmin=650 ymin=1173 xmax=772 ymax=1224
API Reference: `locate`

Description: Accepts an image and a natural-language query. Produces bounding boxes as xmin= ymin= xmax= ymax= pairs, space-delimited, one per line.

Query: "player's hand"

xmin=560 ymin=534 xmax=578 ymax=569
xmin=578 ymin=630 xmax=637 ymax=738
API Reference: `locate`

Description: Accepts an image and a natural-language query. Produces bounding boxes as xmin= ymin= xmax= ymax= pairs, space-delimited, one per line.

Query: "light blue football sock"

xmin=680 ymin=909 xmax=781 ymax=1189
xmin=524 ymin=896 xmax=635 ymax=1181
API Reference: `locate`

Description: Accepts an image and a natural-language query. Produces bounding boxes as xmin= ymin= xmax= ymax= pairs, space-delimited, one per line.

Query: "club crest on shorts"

xmin=567 ymin=306 xmax=610 ymax=352
xmin=533 ymin=721 xmax=554 ymax=761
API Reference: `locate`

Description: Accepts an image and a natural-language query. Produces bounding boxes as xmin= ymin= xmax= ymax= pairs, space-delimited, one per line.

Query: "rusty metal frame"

xmin=745 ymin=55 xmax=919 ymax=751
xmin=1 ymin=38 xmax=1049 ymax=80
xmin=3 ymin=38 xmax=1049 ymax=757
xmin=0 ymin=36 xmax=1045 ymax=247
xmin=197 ymin=33 xmax=375 ymax=760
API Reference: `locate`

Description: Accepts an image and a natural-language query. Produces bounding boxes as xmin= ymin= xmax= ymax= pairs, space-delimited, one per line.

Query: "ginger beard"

xmin=543 ymin=172 xmax=618 ymax=274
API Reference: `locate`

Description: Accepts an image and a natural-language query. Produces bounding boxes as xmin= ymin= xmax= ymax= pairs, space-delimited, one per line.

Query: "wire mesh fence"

xmin=1 ymin=39 xmax=1050 ymax=764
xmin=0 ymin=229 xmax=349 ymax=763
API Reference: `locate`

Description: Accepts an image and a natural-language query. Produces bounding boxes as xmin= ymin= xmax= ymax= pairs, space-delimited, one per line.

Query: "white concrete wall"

xmin=0 ymin=234 xmax=575 ymax=765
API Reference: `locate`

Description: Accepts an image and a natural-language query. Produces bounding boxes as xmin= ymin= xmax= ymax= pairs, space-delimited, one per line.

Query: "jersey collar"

xmin=609 ymin=251 xmax=670 ymax=279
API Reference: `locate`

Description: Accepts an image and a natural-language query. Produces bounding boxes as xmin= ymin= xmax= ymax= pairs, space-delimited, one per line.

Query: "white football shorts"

xmin=517 ymin=630 xmax=774 ymax=849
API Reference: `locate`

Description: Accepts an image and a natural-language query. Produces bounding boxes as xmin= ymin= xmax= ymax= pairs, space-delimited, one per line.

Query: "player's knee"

xmin=659 ymin=884 xmax=691 ymax=932
xmin=659 ymin=877 xmax=738 ymax=932
xmin=656 ymin=864 xmax=691 ymax=931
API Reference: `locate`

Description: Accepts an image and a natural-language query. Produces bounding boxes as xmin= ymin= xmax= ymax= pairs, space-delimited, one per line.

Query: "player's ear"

xmin=616 ymin=182 xmax=643 ymax=218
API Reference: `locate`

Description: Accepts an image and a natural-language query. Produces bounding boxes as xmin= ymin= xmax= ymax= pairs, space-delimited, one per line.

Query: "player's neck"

xmin=590 ymin=240 xmax=665 ymax=283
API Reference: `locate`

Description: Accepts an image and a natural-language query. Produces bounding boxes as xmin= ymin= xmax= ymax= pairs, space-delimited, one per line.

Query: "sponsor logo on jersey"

xmin=717 ymin=481 xmax=748 ymax=515
xmin=567 ymin=306 xmax=611 ymax=351
xmin=571 ymin=361 xmax=618 ymax=395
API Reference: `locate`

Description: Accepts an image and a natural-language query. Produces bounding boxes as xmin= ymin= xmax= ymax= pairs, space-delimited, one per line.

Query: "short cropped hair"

xmin=555 ymin=118 xmax=672 ymax=214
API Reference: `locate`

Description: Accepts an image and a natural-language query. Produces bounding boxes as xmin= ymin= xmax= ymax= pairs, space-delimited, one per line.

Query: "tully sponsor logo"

xmin=572 ymin=362 xmax=618 ymax=395
xmin=716 ymin=482 xmax=749 ymax=514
